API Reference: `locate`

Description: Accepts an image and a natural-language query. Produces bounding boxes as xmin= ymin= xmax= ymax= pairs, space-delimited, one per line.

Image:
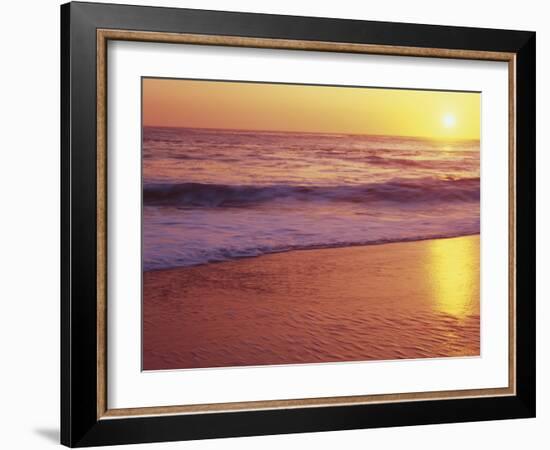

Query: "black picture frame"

xmin=61 ymin=1 xmax=536 ymax=447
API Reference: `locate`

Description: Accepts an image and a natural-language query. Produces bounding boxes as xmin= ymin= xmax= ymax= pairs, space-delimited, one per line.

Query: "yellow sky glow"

xmin=143 ymin=78 xmax=480 ymax=140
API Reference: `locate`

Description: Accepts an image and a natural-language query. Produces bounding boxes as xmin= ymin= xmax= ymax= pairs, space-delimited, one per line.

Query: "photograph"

xmin=141 ymin=78 xmax=481 ymax=371
xmin=56 ymin=2 xmax=537 ymax=446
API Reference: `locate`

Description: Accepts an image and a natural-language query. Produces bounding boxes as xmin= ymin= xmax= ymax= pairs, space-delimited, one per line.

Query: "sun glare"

xmin=442 ymin=114 xmax=456 ymax=128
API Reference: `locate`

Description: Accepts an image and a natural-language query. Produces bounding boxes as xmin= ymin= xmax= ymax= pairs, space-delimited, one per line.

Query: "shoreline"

xmin=143 ymin=234 xmax=480 ymax=370
xmin=143 ymin=231 xmax=480 ymax=273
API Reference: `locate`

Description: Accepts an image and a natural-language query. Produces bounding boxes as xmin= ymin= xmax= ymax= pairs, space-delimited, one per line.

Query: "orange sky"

xmin=142 ymin=78 xmax=480 ymax=140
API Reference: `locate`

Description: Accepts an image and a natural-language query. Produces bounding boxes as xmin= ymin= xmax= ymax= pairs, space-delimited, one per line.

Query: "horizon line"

xmin=142 ymin=124 xmax=481 ymax=142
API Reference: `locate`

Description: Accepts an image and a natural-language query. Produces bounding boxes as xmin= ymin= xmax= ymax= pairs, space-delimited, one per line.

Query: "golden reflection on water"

xmin=427 ymin=237 xmax=479 ymax=319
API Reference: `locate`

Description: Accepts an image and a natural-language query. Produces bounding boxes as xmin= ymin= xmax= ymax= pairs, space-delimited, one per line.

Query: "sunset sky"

xmin=142 ymin=78 xmax=480 ymax=140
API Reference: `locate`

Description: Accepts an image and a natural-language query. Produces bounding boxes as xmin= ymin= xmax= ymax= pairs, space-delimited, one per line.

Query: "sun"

xmin=442 ymin=113 xmax=456 ymax=128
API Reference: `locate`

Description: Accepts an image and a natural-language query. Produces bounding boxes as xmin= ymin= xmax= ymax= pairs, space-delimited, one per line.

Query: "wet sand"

xmin=143 ymin=235 xmax=480 ymax=370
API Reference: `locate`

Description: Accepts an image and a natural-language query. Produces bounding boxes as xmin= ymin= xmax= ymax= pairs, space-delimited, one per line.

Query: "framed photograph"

xmin=61 ymin=1 xmax=536 ymax=447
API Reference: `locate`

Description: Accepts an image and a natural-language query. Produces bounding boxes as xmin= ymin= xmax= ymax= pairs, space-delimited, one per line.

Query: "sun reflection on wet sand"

xmin=427 ymin=237 xmax=479 ymax=319
xmin=143 ymin=235 xmax=480 ymax=370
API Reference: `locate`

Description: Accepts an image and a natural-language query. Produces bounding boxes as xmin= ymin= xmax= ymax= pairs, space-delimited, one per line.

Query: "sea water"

xmin=143 ymin=127 xmax=479 ymax=271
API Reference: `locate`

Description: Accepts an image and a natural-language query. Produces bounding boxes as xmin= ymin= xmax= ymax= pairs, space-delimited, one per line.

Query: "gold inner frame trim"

xmin=96 ymin=28 xmax=517 ymax=420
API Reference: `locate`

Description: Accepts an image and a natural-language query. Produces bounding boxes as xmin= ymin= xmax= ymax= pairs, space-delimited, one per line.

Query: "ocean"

xmin=142 ymin=127 xmax=480 ymax=272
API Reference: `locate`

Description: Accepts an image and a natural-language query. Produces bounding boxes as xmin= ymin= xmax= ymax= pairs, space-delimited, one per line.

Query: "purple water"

xmin=143 ymin=127 xmax=480 ymax=271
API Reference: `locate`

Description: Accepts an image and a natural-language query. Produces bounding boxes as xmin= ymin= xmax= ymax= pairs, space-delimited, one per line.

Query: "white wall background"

xmin=0 ymin=0 xmax=545 ymax=448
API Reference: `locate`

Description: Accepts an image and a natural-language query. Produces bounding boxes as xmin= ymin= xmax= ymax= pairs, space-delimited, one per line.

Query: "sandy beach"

xmin=143 ymin=234 xmax=480 ymax=370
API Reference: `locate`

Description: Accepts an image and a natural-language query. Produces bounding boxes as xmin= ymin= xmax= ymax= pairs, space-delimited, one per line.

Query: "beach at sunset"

xmin=143 ymin=235 xmax=480 ymax=370
xmin=141 ymin=77 xmax=481 ymax=370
